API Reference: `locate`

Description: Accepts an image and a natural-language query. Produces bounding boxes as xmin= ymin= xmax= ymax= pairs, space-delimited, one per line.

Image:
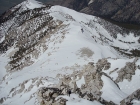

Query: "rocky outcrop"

xmin=120 ymin=89 xmax=140 ymax=105
xmin=37 ymin=61 xmax=117 ymax=105
xmin=37 ymin=87 xmax=67 ymax=105
xmin=48 ymin=0 xmax=89 ymax=11
xmin=96 ymin=58 xmax=111 ymax=71
xmin=115 ymin=58 xmax=137 ymax=83
xmin=0 ymin=76 xmax=56 ymax=104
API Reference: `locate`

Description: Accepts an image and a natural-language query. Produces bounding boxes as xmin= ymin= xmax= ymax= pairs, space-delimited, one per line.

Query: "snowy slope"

xmin=101 ymin=75 xmax=126 ymax=104
xmin=0 ymin=1 xmax=140 ymax=105
xmin=58 ymin=94 xmax=103 ymax=105
xmin=12 ymin=0 xmax=45 ymax=11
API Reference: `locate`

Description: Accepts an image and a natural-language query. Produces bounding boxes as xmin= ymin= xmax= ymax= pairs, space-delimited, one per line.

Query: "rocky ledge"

xmin=37 ymin=60 xmax=117 ymax=105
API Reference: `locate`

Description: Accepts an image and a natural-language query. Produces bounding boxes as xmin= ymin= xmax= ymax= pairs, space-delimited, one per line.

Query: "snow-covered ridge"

xmin=12 ymin=0 xmax=45 ymax=11
xmin=25 ymin=0 xmax=45 ymax=9
xmin=0 ymin=1 xmax=140 ymax=105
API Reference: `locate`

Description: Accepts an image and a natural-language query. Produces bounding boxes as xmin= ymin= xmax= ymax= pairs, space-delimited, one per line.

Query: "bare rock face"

xmin=37 ymin=87 xmax=67 ymax=105
xmin=79 ymin=63 xmax=103 ymax=100
xmin=96 ymin=58 xmax=111 ymax=71
xmin=115 ymin=58 xmax=137 ymax=83
xmin=120 ymin=89 xmax=140 ymax=105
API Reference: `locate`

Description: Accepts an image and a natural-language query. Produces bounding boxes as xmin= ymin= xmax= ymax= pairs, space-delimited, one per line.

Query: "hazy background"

xmin=0 ymin=0 xmax=55 ymax=15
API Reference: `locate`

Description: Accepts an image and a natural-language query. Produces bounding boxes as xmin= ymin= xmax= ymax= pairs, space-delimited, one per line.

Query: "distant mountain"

xmin=0 ymin=0 xmax=53 ymax=15
xmin=48 ymin=0 xmax=140 ymax=26
xmin=47 ymin=0 xmax=89 ymax=11
xmin=1 ymin=0 xmax=140 ymax=26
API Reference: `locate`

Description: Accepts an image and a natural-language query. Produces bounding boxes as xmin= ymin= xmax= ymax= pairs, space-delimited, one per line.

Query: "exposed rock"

xmin=37 ymin=61 xmax=118 ymax=105
xmin=96 ymin=58 xmax=111 ymax=71
xmin=55 ymin=97 xmax=67 ymax=105
xmin=138 ymin=65 xmax=140 ymax=69
xmin=37 ymin=87 xmax=67 ymax=105
xmin=120 ymin=88 xmax=140 ymax=105
xmin=0 ymin=97 xmax=4 ymax=104
xmin=78 ymin=47 xmax=94 ymax=58
xmin=109 ymin=68 xmax=118 ymax=75
xmin=18 ymin=82 xmax=25 ymax=93
xmin=115 ymin=59 xmax=137 ymax=83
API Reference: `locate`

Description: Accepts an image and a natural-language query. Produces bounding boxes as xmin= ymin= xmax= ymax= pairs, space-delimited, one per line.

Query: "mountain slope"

xmin=0 ymin=0 xmax=51 ymax=15
xmin=48 ymin=0 xmax=89 ymax=11
xmin=85 ymin=0 xmax=140 ymax=25
xmin=48 ymin=0 xmax=140 ymax=26
xmin=0 ymin=0 xmax=140 ymax=105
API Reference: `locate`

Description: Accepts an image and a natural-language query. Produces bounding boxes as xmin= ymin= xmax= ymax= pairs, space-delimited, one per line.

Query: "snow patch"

xmin=101 ymin=75 xmax=127 ymax=104
xmin=58 ymin=94 xmax=103 ymax=105
xmin=76 ymin=76 xmax=85 ymax=88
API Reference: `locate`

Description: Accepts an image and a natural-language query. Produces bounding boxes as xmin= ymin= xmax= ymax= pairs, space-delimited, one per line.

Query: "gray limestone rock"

xmin=116 ymin=60 xmax=136 ymax=83
xmin=120 ymin=89 xmax=140 ymax=105
xmin=96 ymin=58 xmax=111 ymax=71
xmin=37 ymin=87 xmax=65 ymax=105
